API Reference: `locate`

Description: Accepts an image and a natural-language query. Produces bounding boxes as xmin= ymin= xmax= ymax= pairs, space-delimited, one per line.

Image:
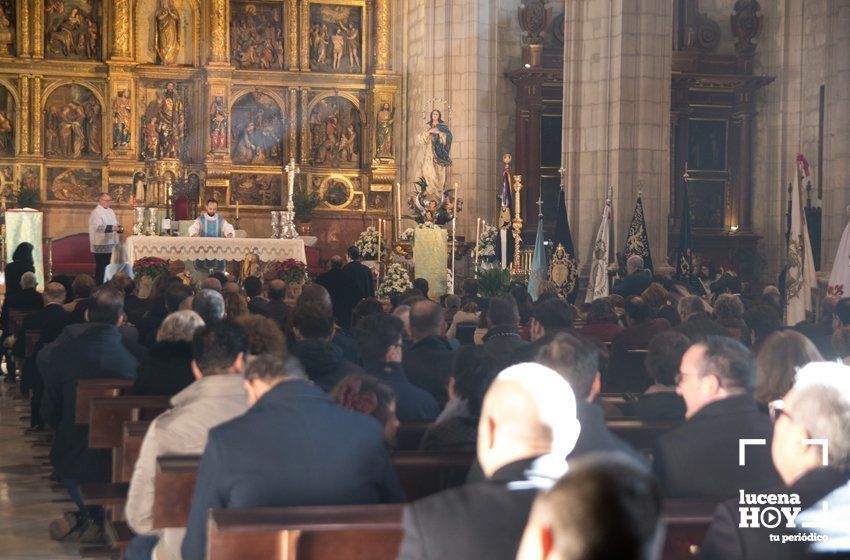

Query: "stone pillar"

xmin=561 ymin=0 xmax=674 ymax=273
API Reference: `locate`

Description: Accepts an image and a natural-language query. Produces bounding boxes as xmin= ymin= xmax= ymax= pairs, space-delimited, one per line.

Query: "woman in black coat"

xmin=132 ymin=310 xmax=204 ymax=396
xmin=5 ymin=242 xmax=35 ymax=299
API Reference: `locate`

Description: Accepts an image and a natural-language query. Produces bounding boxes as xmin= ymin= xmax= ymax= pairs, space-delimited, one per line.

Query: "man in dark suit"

xmin=608 ymin=297 xmax=670 ymax=391
xmin=653 ymin=336 xmax=781 ymax=500
xmin=181 ymin=353 xmax=403 ymax=560
xmin=316 ymin=256 xmax=348 ymax=326
xmin=264 ymin=279 xmax=290 ymax=331
xmin=517 ymin=455 xmax=662 ymax=560
xmin=339 ymin=246 xmax=375 ymax=329
xmin=1 ymin=271 xmax=43 ymax=335
xmin=397 ymin=363 xmax=581 ymax=560
xmin=536 ymin=331 xmax=646 ymax=464
xmin=243 ymin=276 xmax=270 ymax=316
xmin=673 ymin=295 xmax=729 ymax=341
xmin=402 ymin=300 xmax=458 ymax=407
xmin=701 ymin=361 xmax=850 ymax=559
xmin=109 ymin=274 xmax=147 ymax=327
xmin=613 ymin=255 xmax=652 ymax=299
xmin=16 ymin=282 xmax=72 ymax=430
xmin=527 ymin=298 xmax=575 ymax=342
xmin=356 ymin=312 xmax=439 ymax=421
xmin=43 ymin=287 xmax=140 ymax=542
xmin=289 ymin=301 xmax=363 ymax=392
xmin=482 ymin=296 xmax=528 ymax=374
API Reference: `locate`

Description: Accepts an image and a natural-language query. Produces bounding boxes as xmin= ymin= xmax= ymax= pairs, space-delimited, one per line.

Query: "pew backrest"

xmin=8 ymin=308 xmax=35 ymax=337
xmin=153 ymin=455 xmax=201 ymax=529
xmin=88 ymin=395 xmax=170 ymax=449
xmin=121 ymin=421 xmax=151 ymax=482
xmin=391 ymin=451 xmax=473 ymax=501
xmin=395 ymin=421 xmax=432 ymax=451
xmin=662 ymin=500 xmax=716 ymax=559
xmin=24 ymin=329 xmax=42 ymax=359
xmin=75 ymin=378 xmax=136 ymax=424
xmin=608 ymin=418 xmax=680 ymax=450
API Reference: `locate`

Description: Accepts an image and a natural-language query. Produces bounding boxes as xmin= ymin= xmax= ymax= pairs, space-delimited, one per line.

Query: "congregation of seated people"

xmin=5 ymin=241 xmax=850 ymax=560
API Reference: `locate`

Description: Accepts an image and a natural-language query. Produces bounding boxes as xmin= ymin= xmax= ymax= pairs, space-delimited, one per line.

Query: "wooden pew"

xmin=207 ymin=504 xmax=404 ymax=560
xmin=395 ymin=421 xmax=432 ymax=451
xmin=608 ymin=418 xmax=680 ymax=451
xmin=74 ymin=378 xmax=135 ymax=424
xmin=121 ymin=421 xmax=151 ymax=482
xmin=24 ymin=329 xmax=42 ymax=359
xmin=204 ymin=499 xmax=716 ymax=560
xmin=151 ymin=451 xmax=474 ymax=530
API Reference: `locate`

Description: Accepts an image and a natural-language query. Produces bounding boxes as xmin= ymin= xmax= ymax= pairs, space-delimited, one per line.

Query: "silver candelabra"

xmin=282 ymin=158 xmax=300 ymax=239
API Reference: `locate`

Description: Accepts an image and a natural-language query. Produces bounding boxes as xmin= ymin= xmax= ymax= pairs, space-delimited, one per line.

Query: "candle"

xmin=475 ymin=217 xmax=481 ymax=266
xmin=236 ymin=200 xmax=240 ymax=219
xmin=395 ymin=182 xmax=402 ymax=239
xmin=453 ymin=182 xmax=460 ymax=214
xmin=377 ymin=218 xmax=382 ymax=264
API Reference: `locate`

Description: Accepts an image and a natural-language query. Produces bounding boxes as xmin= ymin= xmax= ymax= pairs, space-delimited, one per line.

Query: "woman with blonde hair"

xmin=755 ymin=330 xmax=822 ymax=406
xmin=223 ymin=291 xmax=249 ymax=319
xmin=103 ymin=243 xmax=133 ymax=283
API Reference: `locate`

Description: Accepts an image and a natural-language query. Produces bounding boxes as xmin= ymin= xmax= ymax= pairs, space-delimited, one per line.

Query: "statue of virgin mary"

xmin=419 ymin=109 xmax=452 ymax=199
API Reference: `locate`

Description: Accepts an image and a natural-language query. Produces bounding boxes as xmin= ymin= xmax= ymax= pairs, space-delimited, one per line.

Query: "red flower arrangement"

xmin=133 ymin=256 xmax=170 ymax=280
xmin=270 ymin=258 xmax=308 ymax=284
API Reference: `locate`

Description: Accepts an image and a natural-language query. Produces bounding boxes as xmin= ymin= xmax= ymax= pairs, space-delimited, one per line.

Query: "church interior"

xmin=0 ymin=0 xmax=849 ymax=559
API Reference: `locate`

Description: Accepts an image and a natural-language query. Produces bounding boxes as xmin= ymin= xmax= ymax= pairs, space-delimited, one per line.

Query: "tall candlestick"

xmin=377 ymin=219 xmax=382 ymax=264
xmin=236 ymin=200 xmax=240 ymax=219
xmin=475 ymin=217 xmax=481 ymax=269
xmin=395 ymin=182 xmax=402 ymax=240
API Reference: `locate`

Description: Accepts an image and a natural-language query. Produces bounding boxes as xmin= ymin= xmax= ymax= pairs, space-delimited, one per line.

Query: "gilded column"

xmin=32 ymin=0 xmax=43 ymax=58
xmin=299 ymin=89 xmax=309 ymax=161
xmin=19 ymin=76 xmax=29 ymax=153
xmin=31 ymin=77 xmax=41 ymax=154
xmin=111 ymin=0 xmax=132 ymax=59
xmin=287 ymin=90 xmax=298 ymax=159
xmin=287 ymin=0 xmax=298 ymax=69
xmin=299 ymin=0 xmax=310 ymax=70
xmin=19 ymin=0 xmax=29 ymax=56
xmin=374 ymin=0 xmax=391 ymax=73
xmin=208 ymin=0 xmax=228 ymax=63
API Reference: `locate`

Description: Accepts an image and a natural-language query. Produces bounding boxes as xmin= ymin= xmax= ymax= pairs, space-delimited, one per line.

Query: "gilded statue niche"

xmin=0 ymin=0 xmax=16 ymax=56
xmin=308 ymin=2 xmax=363 ymax=74
xmin=307 ymin=94 xmax=361 ymax=168
xmin=231 ymin=173 xmax=281 ymax=206
xmin=134 ymin=0 xmax=198 ymax=65
xmin=139 ymin=80 xmax=191 ymax=160
xmin=230 ymin=1 xmax=285 ymax=70
xmin=0 ymin=84 xmax=15 ymax=156
xmin=230 ymin=90 xmax=284 ymax=165
xmin=44 ymin=0 xmax=100 ymax=60
xmin=47 ymin=166 xmax=102 ymax=201
xmin=43 ymin=83 xmax=104 ymax=160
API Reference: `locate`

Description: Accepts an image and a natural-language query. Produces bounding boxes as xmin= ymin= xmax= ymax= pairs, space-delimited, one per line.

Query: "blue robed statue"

xmin=420 ymin=109 xmax=452 ymax=198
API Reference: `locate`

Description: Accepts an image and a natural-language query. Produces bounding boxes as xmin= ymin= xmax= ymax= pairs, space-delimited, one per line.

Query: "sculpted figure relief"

xmin=141 ymin=81 xmax=187 ymax=160
xmin=45 ymin=85 xmax=102 ymax=159
xmin=45 ymin=0 xmax=99 ymax=60
xmin=309 ymin=5 xmax=362 ymax=73
xmin=154 ymin=0 xmax=180 ymax=65
xmin=308 ymin=96 xmax=360 ymax=167
xmin=375 ymin=102 xmax=394 ymax=158
xmin=231 ymin=3 xmax=284 ymax=70
xmin=230 ymin=92 xmax=283 ymax=165
xmin=112 ymin=89 xmax=131 ymax=149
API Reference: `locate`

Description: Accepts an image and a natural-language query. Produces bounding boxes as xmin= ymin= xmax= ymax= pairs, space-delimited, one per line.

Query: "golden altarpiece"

xmin=0 ymin=0 xmax=398 ymax=250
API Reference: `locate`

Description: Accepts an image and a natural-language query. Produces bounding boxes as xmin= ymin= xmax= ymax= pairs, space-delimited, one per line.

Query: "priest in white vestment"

xmin=188 ymin=199 xmax=235 ymax=272
xmin=89 ymin=193 xmax=124 ymax=284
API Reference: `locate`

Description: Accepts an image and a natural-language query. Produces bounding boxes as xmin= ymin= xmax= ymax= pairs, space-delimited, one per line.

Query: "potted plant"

xmin=292 ymin=182 xmax=321 ymax=235
xmin=15 ymin=185 xmax=40 ymax=209
xmin=377 ymin=263 xmax=413 ymax=300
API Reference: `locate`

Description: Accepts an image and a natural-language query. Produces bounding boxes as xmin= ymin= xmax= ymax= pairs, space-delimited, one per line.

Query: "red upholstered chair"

xmin=305 ymin=246 xmax=322 ymax=277
xmin=51 ymin=233 xmax=97 ymax=277
xmin=174 ymin=196 xmax=190 ymax=221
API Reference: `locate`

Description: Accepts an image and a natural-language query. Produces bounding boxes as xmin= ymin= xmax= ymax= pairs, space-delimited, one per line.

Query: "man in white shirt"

xmin=187 ymin=199 xmax=235 ymax=273
xmin=89 ymin=193 xmax=123 ymax=285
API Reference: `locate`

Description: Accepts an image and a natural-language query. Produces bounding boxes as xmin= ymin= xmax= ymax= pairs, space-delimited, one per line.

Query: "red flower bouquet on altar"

xmin=133 ymin=257 xmax=170 ymax=280
xmin=271 ymin=258 xmax=308 ymax=285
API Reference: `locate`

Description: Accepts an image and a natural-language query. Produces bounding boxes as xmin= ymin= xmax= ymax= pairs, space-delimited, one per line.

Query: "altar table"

xmin=125 ymin=236 xmax=307 ymax=265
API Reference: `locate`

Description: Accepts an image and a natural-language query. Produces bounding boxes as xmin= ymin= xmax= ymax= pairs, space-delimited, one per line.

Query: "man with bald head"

xmin=18 ymin=282 xmax=72 ymax=430
xmin=396 ymin=363 xmax=581 ymax=560
xmin=265 ymin=279 xmax=290 ymax=331
xmin=402 ymin=299 xmax=458 ymax=406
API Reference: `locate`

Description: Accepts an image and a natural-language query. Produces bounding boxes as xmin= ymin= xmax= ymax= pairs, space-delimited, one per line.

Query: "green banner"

xmin=413 ymin=226 xmax=448 ymax=297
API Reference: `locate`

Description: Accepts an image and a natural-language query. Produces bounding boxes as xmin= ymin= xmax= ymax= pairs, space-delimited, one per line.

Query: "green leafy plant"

xmin=477 ymin=268 xmax=511 ymax=298
xmin=15 ymin=186 xmax=40 ymax=209
xmin=292 ymin=182 xmax=321 ymax=223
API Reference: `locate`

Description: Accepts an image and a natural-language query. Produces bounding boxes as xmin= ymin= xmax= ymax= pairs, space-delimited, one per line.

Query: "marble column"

xmin=561 ymin=0 xmax=674 ymax=274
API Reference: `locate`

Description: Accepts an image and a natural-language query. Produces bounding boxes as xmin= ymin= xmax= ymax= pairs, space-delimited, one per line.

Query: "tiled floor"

xmin=0 ymin=382 xmax=80 ymax=559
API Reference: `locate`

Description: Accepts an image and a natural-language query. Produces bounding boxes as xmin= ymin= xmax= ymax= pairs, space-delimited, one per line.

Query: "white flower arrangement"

xmin=378 ymin=262 xmax=413 ymax=298
xmin=474 ymin=224 xmax=498 ymax=262
xmin=399 ymin=228 xmax=415 ymax=243
xmin=416 ymin=222 xmax=441 ymax=231
xmin=354 ymin=226 xmax=384 ymax=260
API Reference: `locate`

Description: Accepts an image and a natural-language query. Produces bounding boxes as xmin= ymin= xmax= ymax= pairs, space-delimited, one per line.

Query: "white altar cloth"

xmin=126 ymin=236 xmax=307 ymax=264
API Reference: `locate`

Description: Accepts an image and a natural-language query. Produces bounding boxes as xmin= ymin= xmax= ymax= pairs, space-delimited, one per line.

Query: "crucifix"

xmin=536 ymin=193 xmax=543 ymax=218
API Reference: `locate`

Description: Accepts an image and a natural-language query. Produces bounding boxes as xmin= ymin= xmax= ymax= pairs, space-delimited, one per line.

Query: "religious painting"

xmin=374 ymin=99 xmax=394 ymax=160
xmin=0 ymin=85 xmax=14 ymax=156
xmin=47 ymin=167 xmax=102 ymax=201
xmin=44 ymin=0 xmax=100 ymax=60
xmin=20 ymin=166 xmax=40 ymax=193
xmin=44 ymin=84 xmax=103 ymax=159
xmin=308 ymin=3 xmax=362 ymax=74
xmin=308 ymin=95 xmax=360 ymax=167
xmin=688 ymin=179 xmax=725 ymax=229
xmin=367 ymin=191 xmax=387 ymax=210
xmin=231 ymin=173 xmax=281 ymax=206
xmin=231 ymin=2 xmax=285 ymax=70
xmin=230 ymin=91 xmax=283 ymax=165
xmin=209 ymin=94 xmax=228 ymax=153
xmin=108 ymin=181 xmax=131 ymax=204
xmin=112 ymin=87 xmax=131 ymax=150
xmin=139 ymin=81 xmax=189 ymax=160
xmin=313 ymin=175 xmax=360 ymax=209
xmin=687 ymin=119 xmax=727 ymax=171
xmin=0 ymin=165 xmax=14 ymax=200
xmin=0 ymin=0 xmax=16 ymax=55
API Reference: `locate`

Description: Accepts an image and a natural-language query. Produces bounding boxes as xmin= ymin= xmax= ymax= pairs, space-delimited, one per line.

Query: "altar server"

xmin=188 ymin=199 xmax=235 ymax=273
xmin=89 ymin=193 xmax=124 ymax=285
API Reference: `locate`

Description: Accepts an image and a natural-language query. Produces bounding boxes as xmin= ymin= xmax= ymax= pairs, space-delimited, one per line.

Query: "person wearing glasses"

xmin=652 ymin=335 xmax=781 ymax=500
xmin=701 ymin=361 xmax=850 ymax=559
